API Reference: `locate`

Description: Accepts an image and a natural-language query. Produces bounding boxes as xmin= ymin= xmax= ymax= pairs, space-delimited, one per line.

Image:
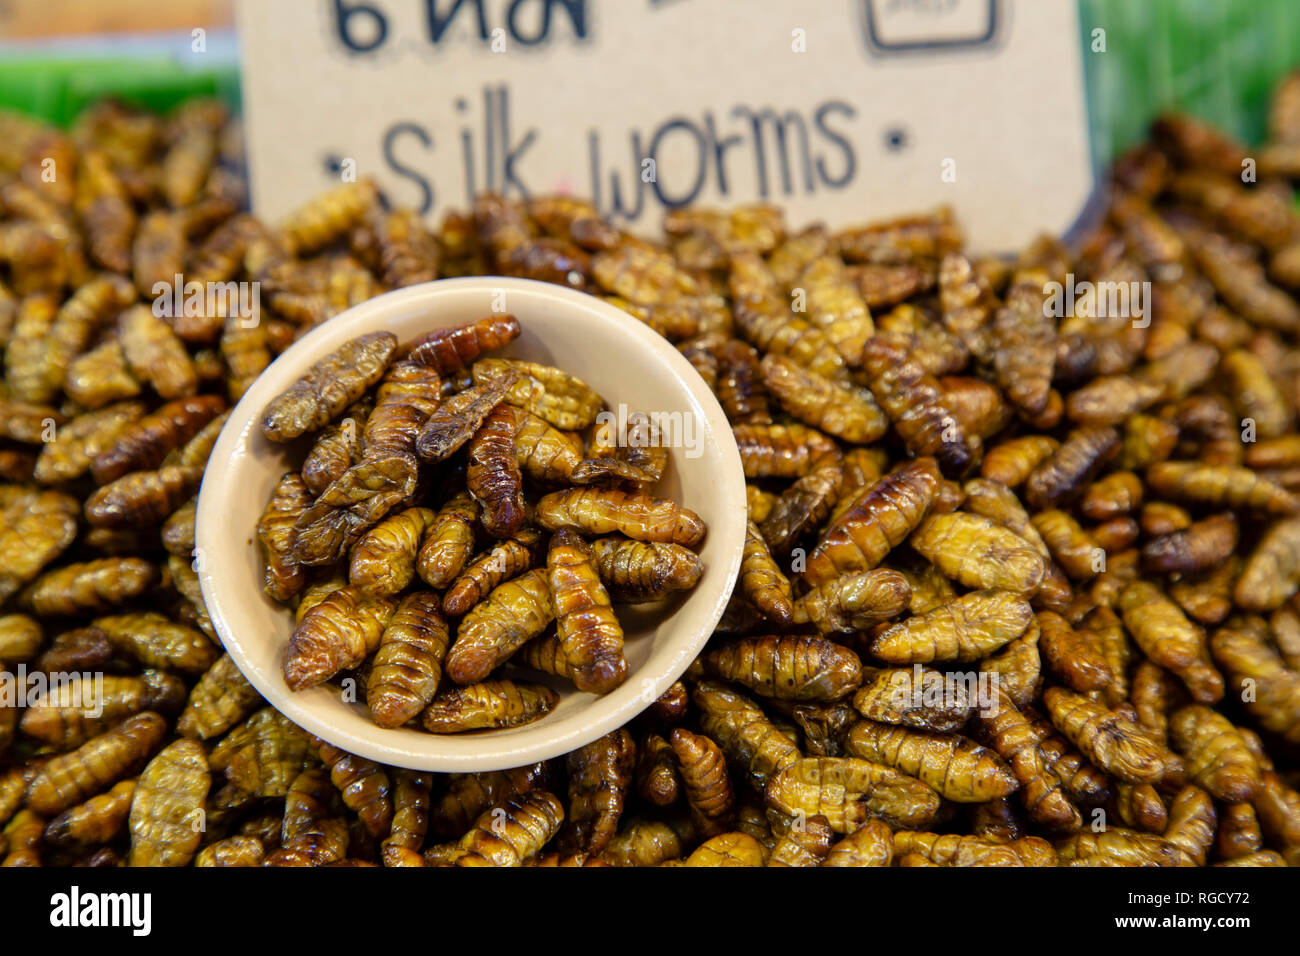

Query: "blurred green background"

xmin=1082 ymin=0 xmax=1300 ymax=155
xmin=0 ymin=1 xmax=1297 ymax=162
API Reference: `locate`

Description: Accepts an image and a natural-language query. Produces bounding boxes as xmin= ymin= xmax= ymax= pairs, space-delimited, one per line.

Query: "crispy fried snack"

xmin=740 ymin=519 xmax=794 ymax=624
xmin=261 ymin=332 xmax=396 ymax=442
xmin=1141 ymin=513 xmax=1238 ymax=574
xmin=282 ymin=586 xmax=395 ymax=690
xmin=760 ymin=354 xmax=887 ymax=443
xmin=421 ymin=678 xmax=557 ymax=733
xmin=802 ymin=458 xmax=940 ymax=586
xmin=367 ymin=591 xmax=449 ymax=729
xmin=693 ymin=681 xmax=801 ymax=793
xmin=44 ymin=779 xmax=137 ymax=850
xmin=417 ymin=491 xmax=479 ymax=589
xmin=472 ymin=358 xmax=602 ymax=431
xmin=514 ymin=411 xmax=582 ymax=484
xmin=443 ymin=537 xmax=536 ymax=616
xmin=561 ymin=729 xmax=635 ymax=855
xmin=765 ymin=757 xmax=940 ymax=832
xmin=90 ymin=394 xmax=225 ymax=484
xmin=406 ymin=315 xmax=520 ymax=372
xmin=257 ymin=472 xmax=312 ymax=602
xmin=35 ymin=401 xmax=147 ymax=485
xmin=2 ymin=809 xmax=46 ymax=867
xmin=871 ymin=589 xmax=1032 ymax=663
xmin=291 ymin=453 xmax=418 ymax=566
xmin=852 ymin=665 xmax=974 ymax=733
xmin=860 ymin=332 xmax=974 ymax=476
xmin=1044 ymin=688 xmax=1166 ymax=784
xmin=973 ymin=689 xmax=1081 ymax=831
xmin=302 ymin=414 xmax=364 ymax=495
xmin=1147 ymin=461 xmax=1298 ymax=515
xmin=1210 ymin=619 xmax=1300 ymax=745
xmin=1236 ymin=514 xmax=1300 ymax=610
xmin=846 ymin=720 xmax=1017 ymax=803
xmin=302 ymin=743 xmax=389 ymax=845
xmin=280 ymin=179 xmax=378 ymax=254
xmin=635 ymin=734 xmax=680 ymax=808
xmin=429 ymin=763 xmax=551 ymax=839
xmin=413 ymin=374 xmax=516 ymax=462
xmin=25 ymin=712 xmax=167 ymax=815
xmin=445 ymin=568 xmax=554 ymax=685
xmin=0 ymin=614 xmax=42 ymax=663
xmin=20 ymin=670 xmax=185 ymax=749
xmin=537 ymin=487 xmax=705 ymax=547
xmin=443 ymin=792 xmax=565 ymax=867
xmin=1118 ymin=580 xmax=1222 ymax=703
xmin=1037 ymin=610 xmax=1112 ymax=692
xmin=793 ymin=569 xmax=912 ymax=634
xmin=120 ymin=303 xmax=196 ymax=399
xmin=0 ymin=492 xmax=79 ymax=603
xmin=733 ymin=423 xmax=839 ymax=479
xmin=1023 ymin=426 xmax=1120 ymax=511
xmin=382 ymin=768 xmax=432 ymax=863
xmin=362 ymin=359 xmax=442 ymax=459
xmin=910 ymin=512 xmax=1045 ymax=595
xmin=84 ymin=464 xmax=203 ymax=528
xmin=349 ymin=507 xmax=436 ymax=598
xmin=176 ymin=653 xmax=263 ymax=740
xmin=1056 ymin=828 xmax=1186 ymax=867
xmin=766 ymin=814 xmax=834 ymax=867
xmin=466 ymin=403 xmax=526 ymax=537
xmin=94 ymin=612 xmax=217 ymax=675
xmin=671 ymin=831 xmax=762 ymax=867
xmin=547 ymin=529 xmax=627 ymax=694
xmin=894 ymin=832 xmax=1057 ymax=867
xmin=195 ymin=836 xmax=265 ymax=868
xmin=127 ymin=738 xmax=210 ymax=866
xmin=1169 ymin=705 xmax=1262 ymax=803
xmin=706 ymin=636 xmax=861 ymax=702
xmin=760 ymin=460 xmax=844 ymax=553
xmin=22 ymin=558 xmax=158 ymax=617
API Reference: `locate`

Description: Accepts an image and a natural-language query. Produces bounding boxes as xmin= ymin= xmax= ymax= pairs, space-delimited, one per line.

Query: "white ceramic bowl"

xmin=196 ymin=277 xmax=746 ymax=771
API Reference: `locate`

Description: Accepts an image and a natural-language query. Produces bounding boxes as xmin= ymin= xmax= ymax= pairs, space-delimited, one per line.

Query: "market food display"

xmin=1 ymin=74 xmax=1300 ymax=865
xmin=256 ymin=318 xmax=707 ymax=727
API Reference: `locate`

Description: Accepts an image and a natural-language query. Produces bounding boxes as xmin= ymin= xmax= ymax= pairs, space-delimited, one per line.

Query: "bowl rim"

xmin=195 ymin=276 xmax=746 ymax=771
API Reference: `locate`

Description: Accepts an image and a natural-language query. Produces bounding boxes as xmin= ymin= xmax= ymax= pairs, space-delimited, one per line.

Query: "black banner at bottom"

xmin=0 ymin=865 xmax=1284 ymax=945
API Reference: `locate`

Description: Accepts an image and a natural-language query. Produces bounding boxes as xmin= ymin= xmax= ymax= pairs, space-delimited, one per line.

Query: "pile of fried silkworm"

xmin=1 ymin=73 xmax=1300 ymax=865
xmin=255 ymin=316 xmax=706 ymax=733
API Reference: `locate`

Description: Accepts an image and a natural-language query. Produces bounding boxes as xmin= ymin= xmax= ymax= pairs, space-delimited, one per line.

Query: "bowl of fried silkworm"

xmin=195 ymin=278 xmax=747 ymax=771
xmin=5 ymin=84 xmax=1300 ymax=868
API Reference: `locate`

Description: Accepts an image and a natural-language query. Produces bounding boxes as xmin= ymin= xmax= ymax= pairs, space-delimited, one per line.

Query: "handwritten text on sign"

xmin=237 ymin=0 xmax=1094 ymax=252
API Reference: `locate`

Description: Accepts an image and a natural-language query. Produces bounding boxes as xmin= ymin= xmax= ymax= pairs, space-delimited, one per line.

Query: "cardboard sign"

xmin=237 ymin=0 xmax=1095 ymax=252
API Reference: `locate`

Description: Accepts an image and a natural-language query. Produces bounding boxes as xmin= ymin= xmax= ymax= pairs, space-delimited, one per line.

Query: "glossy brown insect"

xmin=537 ymin=487 xmax=706 ymax=547
xmin=90 ymin=394 xmax=225 ymax=485
xmin=421 ymin=679 xmax=559 ymax=733
xmin=802 ymin=458 xmax=941 ymax=587
xmin=25 ymin=712 xmax=168 ymax=816
xmin=127 ymin=738 xmax=210 ymax=866
xmin=445 ymin=568 xmax=554 ymax=685
xmin=261 ymin=332 xmax=397 ymax=442
xmin=406 ymin=315 xmax=520 ymax=372
xmin=367 ymin=591 xmax=449 ymax=729
xmin=547 ymin=529 xmax=627 ymax=694
xmin=282 ymin=586 xmax=396 ymax=690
